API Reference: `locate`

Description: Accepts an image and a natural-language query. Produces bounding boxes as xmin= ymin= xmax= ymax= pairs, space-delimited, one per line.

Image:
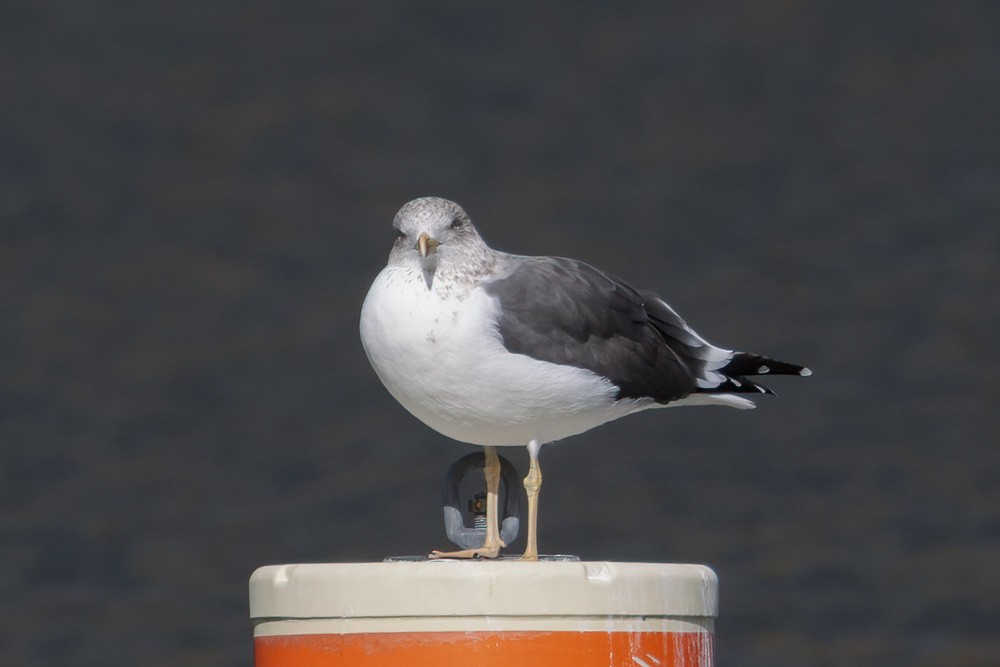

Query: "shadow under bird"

xmin=360 ymin=197 xmax=810 ymax=560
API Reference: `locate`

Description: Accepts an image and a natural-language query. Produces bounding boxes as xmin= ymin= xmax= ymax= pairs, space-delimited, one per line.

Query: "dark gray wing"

xmin=484 ymin=256 xmax=705 ymax=403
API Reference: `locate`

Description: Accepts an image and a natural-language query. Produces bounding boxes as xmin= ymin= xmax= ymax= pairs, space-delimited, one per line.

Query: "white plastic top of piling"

xmin=249 ymin=560 xmax=718 ymax=620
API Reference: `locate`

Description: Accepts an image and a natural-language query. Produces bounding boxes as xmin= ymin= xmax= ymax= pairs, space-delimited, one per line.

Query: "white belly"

xmin=359 ymin=266 xmax=649 ymax=446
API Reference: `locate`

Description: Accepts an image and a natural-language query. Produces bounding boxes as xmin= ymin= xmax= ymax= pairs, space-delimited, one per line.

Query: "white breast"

xmin=360 ymin=266 xmax=649 ymax=447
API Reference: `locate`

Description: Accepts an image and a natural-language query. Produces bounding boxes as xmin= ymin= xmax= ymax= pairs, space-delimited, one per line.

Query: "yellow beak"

xmin=417 ymin=232 xmax=440 ymax=258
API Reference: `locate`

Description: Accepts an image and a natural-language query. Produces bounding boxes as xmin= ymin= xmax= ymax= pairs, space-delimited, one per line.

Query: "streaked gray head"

xmin=388 ymin=197 xmax=493 ymax=284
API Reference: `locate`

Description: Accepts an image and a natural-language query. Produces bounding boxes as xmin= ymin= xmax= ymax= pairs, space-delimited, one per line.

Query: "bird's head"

xmin=389 ymin=197 xmax=489 ymax=289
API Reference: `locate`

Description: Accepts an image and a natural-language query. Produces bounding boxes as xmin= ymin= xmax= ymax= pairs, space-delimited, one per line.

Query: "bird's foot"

xmin=428 ymin=545 xmax=502 ymax=560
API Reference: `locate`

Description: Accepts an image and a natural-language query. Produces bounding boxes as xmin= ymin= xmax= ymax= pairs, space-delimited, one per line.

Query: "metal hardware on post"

xmin=442 ymin=451 xmax=521 ymax=549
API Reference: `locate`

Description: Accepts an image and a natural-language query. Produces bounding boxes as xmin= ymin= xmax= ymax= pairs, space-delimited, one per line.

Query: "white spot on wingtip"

xmin=758 ymin=365 xmax=770 ymax=373
xmin=800 ymin=367 xmax=813 ymax=376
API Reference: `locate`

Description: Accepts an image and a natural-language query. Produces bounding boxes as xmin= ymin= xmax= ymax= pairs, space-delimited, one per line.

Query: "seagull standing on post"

xmin=360 ymin=197 xmax=810 ymax=560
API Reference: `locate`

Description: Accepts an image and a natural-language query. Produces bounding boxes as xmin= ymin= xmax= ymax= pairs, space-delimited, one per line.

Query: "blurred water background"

xmin=2 ymin=2 xmax=998 ymax=665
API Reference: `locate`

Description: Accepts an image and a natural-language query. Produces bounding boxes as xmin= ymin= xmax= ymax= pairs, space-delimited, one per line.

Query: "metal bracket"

xmin=442 ymin=451 xmax=521 ymax=549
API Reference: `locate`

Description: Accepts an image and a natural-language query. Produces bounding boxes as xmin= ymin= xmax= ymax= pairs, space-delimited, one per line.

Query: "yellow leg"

xmin=429 ymin=446 xmax=505 ymax=559
xmin=521 ymin=439 xmax=542 ymax=560
xmin=482 ymin=446 xmax=503 ymax=550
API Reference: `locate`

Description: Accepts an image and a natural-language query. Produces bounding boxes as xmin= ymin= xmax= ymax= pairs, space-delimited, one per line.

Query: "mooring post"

xmin=250 ymin=560 xmax=717 ymax=666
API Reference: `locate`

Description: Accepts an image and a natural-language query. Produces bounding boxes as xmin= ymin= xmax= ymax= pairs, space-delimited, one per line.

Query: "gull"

xmin=360 ymin=197 xmax=810 ymax=559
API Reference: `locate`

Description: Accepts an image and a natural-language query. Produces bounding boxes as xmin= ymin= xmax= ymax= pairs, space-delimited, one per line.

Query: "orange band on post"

xmin=255 ymin=630 xmax=714 ymax=667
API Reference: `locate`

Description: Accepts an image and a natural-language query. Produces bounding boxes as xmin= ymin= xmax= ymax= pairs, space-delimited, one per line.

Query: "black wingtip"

xmin=723 ymin=352 xmax=810 ymax=377
xmin=703 ymin=375 xmax=775 ymax=396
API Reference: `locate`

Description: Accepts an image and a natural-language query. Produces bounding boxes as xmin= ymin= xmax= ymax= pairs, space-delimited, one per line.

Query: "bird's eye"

xmin=394 ymin=228 xmax=407 ymax=241
xmin=449 ymin=216 xmax=465 ymax=230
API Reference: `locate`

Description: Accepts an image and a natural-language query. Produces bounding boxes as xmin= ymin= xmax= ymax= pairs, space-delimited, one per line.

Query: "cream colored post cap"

xmin=250 ymin=560 xmax=718 ymax=620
